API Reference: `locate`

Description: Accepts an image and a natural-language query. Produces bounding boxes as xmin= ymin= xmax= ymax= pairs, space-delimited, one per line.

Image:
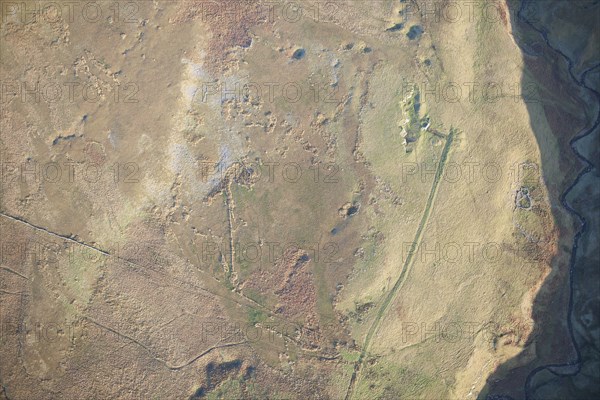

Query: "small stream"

xmin=517 ymin=0 xmax=600 ymax=397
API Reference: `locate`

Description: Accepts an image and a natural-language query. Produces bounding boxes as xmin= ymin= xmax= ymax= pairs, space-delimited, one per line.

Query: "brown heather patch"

xmin=242 ymin=248 xmax=318 ymax=319
xmin=172 ymin=0 xmax=267 ymax=74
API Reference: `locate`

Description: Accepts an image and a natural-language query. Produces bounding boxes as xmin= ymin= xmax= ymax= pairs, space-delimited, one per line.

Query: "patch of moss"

xmin=248 ymin=308 xmax=267 ymax=325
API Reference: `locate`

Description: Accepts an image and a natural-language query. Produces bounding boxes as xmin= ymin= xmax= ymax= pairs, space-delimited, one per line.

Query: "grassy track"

xmin=345 ymin=129 xmax=456 ymax=400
